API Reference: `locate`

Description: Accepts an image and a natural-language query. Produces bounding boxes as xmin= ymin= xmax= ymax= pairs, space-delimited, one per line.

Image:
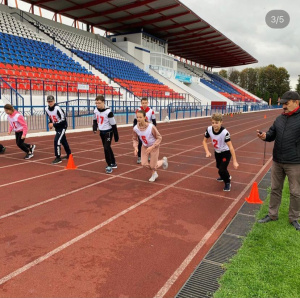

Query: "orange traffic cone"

xmin=230 ymin=113 xmax=233 ymax=117
xmin=65 ymin=154 xmax=77 ymax=170
xmin=245 ymin=182 xmax=263 ymax=204
xmin=264 ymin=114 xmax=267 ymax=119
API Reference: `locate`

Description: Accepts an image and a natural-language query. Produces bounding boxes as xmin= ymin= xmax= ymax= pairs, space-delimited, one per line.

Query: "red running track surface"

xmin=0 ymin=110 xmax=278 ymax=297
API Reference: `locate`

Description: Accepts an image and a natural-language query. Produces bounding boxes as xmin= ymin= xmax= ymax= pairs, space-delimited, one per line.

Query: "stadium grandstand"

xmin=0 ymin=0 xmax=266 ymax=128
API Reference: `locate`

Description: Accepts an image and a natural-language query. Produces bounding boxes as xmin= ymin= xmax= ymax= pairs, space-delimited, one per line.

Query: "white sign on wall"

xmin=77 ymin=84 xmax=89 ymax=91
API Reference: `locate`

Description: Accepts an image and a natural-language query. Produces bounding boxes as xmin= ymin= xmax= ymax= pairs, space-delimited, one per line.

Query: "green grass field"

xmin=214 ymin=179 xmax=300 ymax=298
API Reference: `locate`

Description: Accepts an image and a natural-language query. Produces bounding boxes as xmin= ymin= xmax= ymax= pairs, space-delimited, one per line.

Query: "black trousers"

xmin=15 ymin=131 xmax=31 ymax=153
xmin=100 ymin=130 xmax=115 ymax=166
xmin=0 ymin=144 xmax=4 ymax=150
xmin=54 ymin=128 xmax=71 ymax=158
xmin=215 ymin=150 xmax=231 ymax=184
xmin=137 ymin=138 xmax=142 ymax=158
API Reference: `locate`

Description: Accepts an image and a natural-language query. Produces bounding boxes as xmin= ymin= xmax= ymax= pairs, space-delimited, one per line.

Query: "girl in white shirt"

xmin=133 ymin=110 xmax=168 ymax=182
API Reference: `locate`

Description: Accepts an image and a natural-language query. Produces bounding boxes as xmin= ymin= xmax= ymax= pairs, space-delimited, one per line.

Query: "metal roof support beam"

xmin=164 ymin=27 xmax=212 ymax=38
xmin=35 ymin=0 xmax=55 ymax=5
xmin=77 ymin=0 xmax=158 ymax=21
xmin=169 ymin=34 xmax=219 ymax=46
xmin=160 ymin=20 xmax=201 ymax=31
xmin=60 ymin=0 xmax=109 ymax=13
xmin=168 ymin=39 xmax=229 ymax=51
xmin=95 ymin=3 xmax=180 ymax=26
xmin=110 ymin=11 xmax=191 ymax=31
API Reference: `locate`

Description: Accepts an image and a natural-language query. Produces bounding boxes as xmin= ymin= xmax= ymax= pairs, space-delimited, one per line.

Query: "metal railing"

xmin=0 ymin=103 xmax=277 ymax=134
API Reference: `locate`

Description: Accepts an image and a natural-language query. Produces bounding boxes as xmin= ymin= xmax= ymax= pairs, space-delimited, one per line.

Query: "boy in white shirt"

xmin=203 ymin=113 xmax=239 ymax=191
xmin=93 ymin=95 xmax=119 ymax=174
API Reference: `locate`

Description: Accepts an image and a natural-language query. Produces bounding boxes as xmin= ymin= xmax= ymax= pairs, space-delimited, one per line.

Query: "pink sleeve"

xmin=8 ymin=123 xmax=13 ymax=133
xmin=18 ymin=114 xmax=28 ymax=136
xmin=133 ymin=129 xmax=139 ymax=149
xmin=151 ymin=126 xmax=162 ymax=148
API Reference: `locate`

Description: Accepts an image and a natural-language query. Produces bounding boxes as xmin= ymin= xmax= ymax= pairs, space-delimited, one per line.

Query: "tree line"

xmin=218 ymin=64 xmax=293 ymax=105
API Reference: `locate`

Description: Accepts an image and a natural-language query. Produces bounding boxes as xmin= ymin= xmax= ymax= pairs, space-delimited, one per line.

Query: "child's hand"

xmin=146 ymin=146 xmax=153 ymax=154
xmin=134 ymin=147 xmax=138 ymax=156
xmin=21 ymin=135 xmax=26 ymax=139
xmin=206 ymin=152 xmax=211 ymax=158
xmin=49 ymin=123 xmax=53 ymax=129
xmin=8 ymin=131 xmax=11 ymax=135
xmin=233 ymin=161 xmax=239 ymax=169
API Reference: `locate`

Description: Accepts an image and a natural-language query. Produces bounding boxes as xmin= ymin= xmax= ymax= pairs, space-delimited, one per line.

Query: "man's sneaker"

xmin=61 ymin=155 xmax=69 ymax=160
xmin=111 ymin=163 xmax=117 ymax=169
xmin=217 ymin=176 xmax=232 ymax=182
xmin=30 ymin=145 xmax=36 ymax=154
xmin=223 ymin=183 xmax=231 ymax=192
xmin=24 ymin=152 xmax=34 ymax=160
xmin=291 ymin=220 xmax=300 ymax=231
xmin=137 ymin=157 xmax=141 ymax=164
xmin=258 ymin=215 xmax=278 ymax=223
xmin=52 ymin=157 xmax=62 ymax=164
xmin=162 ymin=157 xmax=168 ymax=170
xmin=0 ymin=147 xmax=6 ymax=154
xmin=149 ymin=171 xmax=158 ymax=182
xmin=106 ymin=166 xmax=113 ymax=174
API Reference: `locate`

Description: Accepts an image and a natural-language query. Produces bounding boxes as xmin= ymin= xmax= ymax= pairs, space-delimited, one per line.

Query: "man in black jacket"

xmin=257 ymin=91 xmax=300 ymax=230
xmin=45 ymin=95 xmax=71 ymax=164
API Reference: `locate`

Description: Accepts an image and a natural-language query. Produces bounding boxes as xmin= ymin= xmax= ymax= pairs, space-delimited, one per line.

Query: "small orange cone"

xmin=245 ymin=182 xmax=263 ymax=204
xmin=264 ymin=114 xmax=267 ymax=119
xmin=230 ymin=113 xmax=233 ymax=117
xmin=65 ymin=154 xmax=77 ymax=170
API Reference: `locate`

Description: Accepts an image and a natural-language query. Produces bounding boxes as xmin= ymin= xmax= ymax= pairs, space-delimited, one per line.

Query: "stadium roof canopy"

xmin=21 ymin=0 xmax=258 ymax=68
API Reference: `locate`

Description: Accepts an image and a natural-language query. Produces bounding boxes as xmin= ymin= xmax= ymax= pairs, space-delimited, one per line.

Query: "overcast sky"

xmin=181 ymin=0 xmax=300 ymax=90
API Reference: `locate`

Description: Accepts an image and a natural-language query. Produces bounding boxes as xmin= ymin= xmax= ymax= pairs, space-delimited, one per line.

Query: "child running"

xmin=133 ymin=97 xmax=156 ymax=164
xmin=45 ymin=95 xmax=72 ymax=164
xmin=93 ymin=95 xmax=119 ymax=174
xmin=4 ymin=104 xmax=35 ymax=159
xmin=0 ymin=144 xmax=6 ymax=154
xmin=133 ymin=109 xmax=168 ymax=182
xmin=202 ymin=113 xmax=239 ymax=191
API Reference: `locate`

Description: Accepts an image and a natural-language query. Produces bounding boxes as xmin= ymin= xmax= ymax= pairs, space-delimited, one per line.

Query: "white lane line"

xmin=0 ymin=121 xmax=272 ymax=286
xmin=0 ymin=155 xmax=216 ymax=285
xmin=154 ymin=157 xmax=272 ymax=298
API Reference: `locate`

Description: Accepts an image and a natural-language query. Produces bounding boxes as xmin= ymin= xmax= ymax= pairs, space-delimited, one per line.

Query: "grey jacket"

xmin=265 ymin=108 xmax=300 ymax=163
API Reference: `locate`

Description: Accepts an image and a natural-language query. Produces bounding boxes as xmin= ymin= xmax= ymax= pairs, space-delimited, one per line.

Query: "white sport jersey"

xmin=133 ymin=123 xmax=156 ymax=147
xmin=45 ymin=105 xmax=66 ymax=123
xmin=8 ymin=111 xmax=24 ymax=132
xmin=135 ymin=107 xmax=156 ymax=122
xmin=205 ymin=126 xmax=230 ymax=153
xmin=93 ymin=107 xmax=116 ymax=131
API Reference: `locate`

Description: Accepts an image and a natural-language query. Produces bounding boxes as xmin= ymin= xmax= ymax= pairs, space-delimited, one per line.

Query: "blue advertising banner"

xmin=175 ymin=73 xmax=192 ymax=83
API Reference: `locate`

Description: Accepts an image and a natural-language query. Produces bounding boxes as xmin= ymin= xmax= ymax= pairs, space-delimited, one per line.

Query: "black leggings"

xmin=215 ymin=150 xmax=232 ymax=184
xmin=137 ymin=138 xmax=142 ymax=158
xmin=100 ymin=130 xmax=115 ymax=166
xmin=15 ymin=131 xmax=31 ymax=153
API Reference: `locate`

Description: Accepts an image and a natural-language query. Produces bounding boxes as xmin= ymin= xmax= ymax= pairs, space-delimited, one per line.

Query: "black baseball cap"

xmin=279 ymin=91 xmax=300 ymax=104
xmin=47 ymin=95 xmax=55 ymax=102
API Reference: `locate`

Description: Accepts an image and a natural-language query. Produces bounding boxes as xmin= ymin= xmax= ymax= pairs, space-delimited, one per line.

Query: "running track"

xmin=0 ymin=110 xmax=278 ymax=297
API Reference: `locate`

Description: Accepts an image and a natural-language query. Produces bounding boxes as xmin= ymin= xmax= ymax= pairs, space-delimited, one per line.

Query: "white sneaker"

xmin=149 ymin=171 xmax=158 ymax=182
xmin=31 ymin=144 xmax=36 ymax=154
xmin=137 ymin=157 xmax=141 ymax=164
xmin=162 ymin=157 xmax=168 ymax=170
